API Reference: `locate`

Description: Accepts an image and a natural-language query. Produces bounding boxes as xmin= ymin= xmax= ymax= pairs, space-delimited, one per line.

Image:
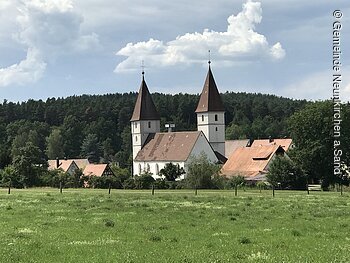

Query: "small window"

xmin=135 ymin=136 xmax=138 ymax=142
xmin=135 ymin=122 xmax=137 ymax=128
xmin=147 ymin=164 xmax=150 ymax=172
xmin=138 ymin=164 xmax=141 ymax=175
xmin=215 ymin=114 xmax=218 ymax=121
xmin=215 ymin=127 xmax=218 ymax=131
xmin=148 ymin=121 xmax=151 ymax=128
xmin=201 ymin=115 xmax=204 ymax=122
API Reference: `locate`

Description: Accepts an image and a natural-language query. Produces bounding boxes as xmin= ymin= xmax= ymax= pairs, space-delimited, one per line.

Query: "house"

xmin=48 ymin=159 xmax=79 ymax=175
xmin=251 ymin=138 xmax=293 ymax=151
xmin=69 ymin=159 xmax=90 ymax=170
xmin=220 ymin=144 xmax=286 ymax=182
xmin=134 ymin=131 xmax=218 ymax=179
xmin=131 ymin=63 xmax=225 ymax=178
xmin=83 ymin=164 xmax=114 ymax=177
xmin=225 ymin=139 xmax=250 ymax=158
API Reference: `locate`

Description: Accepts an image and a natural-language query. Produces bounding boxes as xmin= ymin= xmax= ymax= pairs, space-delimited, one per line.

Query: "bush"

xmin=266 ymin=156 xmax=306 ymax=190
xmin=134 ymin=172 xmax=155 ymax=189
xmin=123 ymin=178 xmax=136 ymax=189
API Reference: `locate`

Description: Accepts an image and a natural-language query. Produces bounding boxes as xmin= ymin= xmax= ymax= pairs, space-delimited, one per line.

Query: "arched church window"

xmin=135 ymin=136 xmax=138 ymax=142
xmin=202 ymin=115 xmax=204 ymax=122
xmin=138 ymin=164 xmax=141 ymax=175
xmin=156 ymin=164 xmax=159 ymax=175
xmin=215 ymin=114 xmax=218 ymax=121
xmin=148 ymin=121 xmax=151 ymax=128
xmin=215 ymin=127 xmax=218 ymax=131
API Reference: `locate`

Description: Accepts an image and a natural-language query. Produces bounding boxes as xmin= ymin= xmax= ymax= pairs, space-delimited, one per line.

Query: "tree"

xmin=46 ymin=128 xmax=65 ymax=159
xmin=62 ymin=115 xmax=83 ymax=158
xmin=288 ymin=101 xmax=332 ymax=188
xmin=134 ymin=172 xmax=155 ymax=189
xmin=159 ymin=163 xmax=185 ymax=181
xmin=185 ymin=153 xmax=220 ymax=189
xmin=266 ymin=156 xmax=306 ymax=190
xmin=0 ymin=165 xmax=24 ymax=190
xmin=12 ymin=142 xmax=48 ymax=187
xmin=80 ymin=134 xmax=102 ymax=163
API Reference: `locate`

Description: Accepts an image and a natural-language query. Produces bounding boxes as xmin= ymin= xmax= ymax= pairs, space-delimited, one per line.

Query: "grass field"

xmin=0 ymin=188 xmax=350 ymax=263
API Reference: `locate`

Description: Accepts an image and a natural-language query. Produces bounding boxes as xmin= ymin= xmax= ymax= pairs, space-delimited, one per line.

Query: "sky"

xmin=0 ymin=0 xmax=349 ymax=102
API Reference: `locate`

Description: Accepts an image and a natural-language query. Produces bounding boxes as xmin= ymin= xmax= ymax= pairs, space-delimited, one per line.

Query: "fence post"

xmin=235 ymin=185 xmax=238 ymax=196
xmin=59 ymin=181 xmax=63 ymax=194
xmin=272 ymin=185 xmax=275 ymax=197
xmin=152 ymin=184 xmax=155 ymax=196
xmin=8 ymin=179 xmax=11 ymax=195
xmin=108 ymin=183 xmax=111 ymax=195
xmin=340 ymin=184 xmax=343 ymax=196
xmin=195 ymin=187 xmax=197 ymax=196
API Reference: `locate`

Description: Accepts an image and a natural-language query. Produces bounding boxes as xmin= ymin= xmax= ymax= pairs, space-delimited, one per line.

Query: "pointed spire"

xmin=130 ymin=73 xmax=160 ymax=121
xmin=195 ymin=64 xmax=225 ymax=113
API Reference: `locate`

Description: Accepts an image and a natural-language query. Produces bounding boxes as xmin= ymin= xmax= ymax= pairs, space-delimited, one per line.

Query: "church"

xmin=130 ymin=63 xmax=227 ymax=178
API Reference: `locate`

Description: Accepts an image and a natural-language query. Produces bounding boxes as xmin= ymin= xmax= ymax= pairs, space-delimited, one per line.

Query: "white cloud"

xmin=0 ymin=48 xmax=46 ymax=86
xmin=115 ymin=0 xmax=285 ymax=72
xmin=0 ymin=0 xmax=99 ymax=87
xmin=282 ymin=67 xmax=350 ymax=102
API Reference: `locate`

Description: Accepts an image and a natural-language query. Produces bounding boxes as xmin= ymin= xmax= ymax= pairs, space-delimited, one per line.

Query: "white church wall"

xmin=133 ymin=161 xmax=185 ymax=179
xmin=189 ymin=132 xmax=218 ymax=163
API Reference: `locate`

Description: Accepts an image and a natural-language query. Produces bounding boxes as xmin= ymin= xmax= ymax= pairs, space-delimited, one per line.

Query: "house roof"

xmin=130 ymin=75 xmax=160 ymax=121
xmin=251 ymin=138 xmax=293 ymax=151
xmin=135 ymin=131 xmax=203 ymax=162
xmin=70 ymin=159 xmax=89 ymax=169
xmin=83 ymin=164 xmax=108 ymax=177
xmin=48 ymin=159 xmax=77 ymax=172
xmin=195 ymin=66 xmax=225 ymax=113
xmin=225 ymin=139 xmax=250 ymax=158
xmin=221 ymin=145 xmax=285 ymax=178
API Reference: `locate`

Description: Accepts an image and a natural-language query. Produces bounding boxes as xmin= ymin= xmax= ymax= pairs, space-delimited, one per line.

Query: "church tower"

xmin=130 ymin=72 xmax=160 ymax=159
xmin=195 ymin=62 xmax=225 ymax=156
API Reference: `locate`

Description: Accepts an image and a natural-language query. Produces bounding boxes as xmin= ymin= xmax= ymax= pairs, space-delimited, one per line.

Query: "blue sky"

xmin=0 ymin=0 xmax=349 ymax=102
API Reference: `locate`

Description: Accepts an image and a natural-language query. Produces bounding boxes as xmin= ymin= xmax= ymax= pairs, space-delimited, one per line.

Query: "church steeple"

xmin=195 ymin=64 xmax=225 ymax=113
xmin=196 ymin=62 xmax=226 ymax=156
xmin=130 ymin=72 xmax=161 ymax=162
xmin=130 ymin=73 xmax=160 ymax=121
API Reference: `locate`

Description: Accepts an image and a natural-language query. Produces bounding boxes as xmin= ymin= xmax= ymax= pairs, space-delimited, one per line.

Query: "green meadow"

xmin=0 ymin=188 xmax=349 ymax=263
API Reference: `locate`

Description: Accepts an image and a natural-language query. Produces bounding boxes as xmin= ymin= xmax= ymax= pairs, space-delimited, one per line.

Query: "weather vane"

xmin=208 ymin=50 xmax=211 ymax=65
xmin=141 ymin=60 xmax=145 ymax=76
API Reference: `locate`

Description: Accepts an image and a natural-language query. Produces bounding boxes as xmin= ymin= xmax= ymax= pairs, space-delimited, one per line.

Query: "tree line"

xmin=1 ymin=91 xmax=347 ymax=190
xmin=0 ymin=91 xmax=307 ymax=171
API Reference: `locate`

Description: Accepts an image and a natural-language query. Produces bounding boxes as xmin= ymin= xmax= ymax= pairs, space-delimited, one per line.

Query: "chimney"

xmin=56 ymin=157 xmax=60 ymax=168
xmin=165 ymin=123 xmax=175 ymax=133
xmin=269 ymin=136 xmax=273 ymax=143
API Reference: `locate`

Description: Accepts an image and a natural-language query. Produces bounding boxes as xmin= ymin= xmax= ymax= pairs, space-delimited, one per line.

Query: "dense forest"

xmin=0 ymin=91 xmax=307 ymax=170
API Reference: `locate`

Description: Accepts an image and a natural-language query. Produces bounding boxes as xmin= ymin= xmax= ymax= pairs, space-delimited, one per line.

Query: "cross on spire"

xmin=208 ymin=50 xmax=211 ymax=65
xmin=141 ymin=60 xmax=145 ymax=78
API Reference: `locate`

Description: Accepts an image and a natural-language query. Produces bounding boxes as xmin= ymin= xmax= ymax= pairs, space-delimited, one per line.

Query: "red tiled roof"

xmin=135 ymin=131 xmax=202 ymax=162
xmin=221 ymin=145 xmax=285 ymax=178
xmin=48 ymin=159 xmax=76 ymax=172
xmin=251 ymin=138 xmax=293 ymax=151
xmin=225 ymin=139 xmax=250 ymax=158
xmin=83 ymin=164 xmax=108 ymax=177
